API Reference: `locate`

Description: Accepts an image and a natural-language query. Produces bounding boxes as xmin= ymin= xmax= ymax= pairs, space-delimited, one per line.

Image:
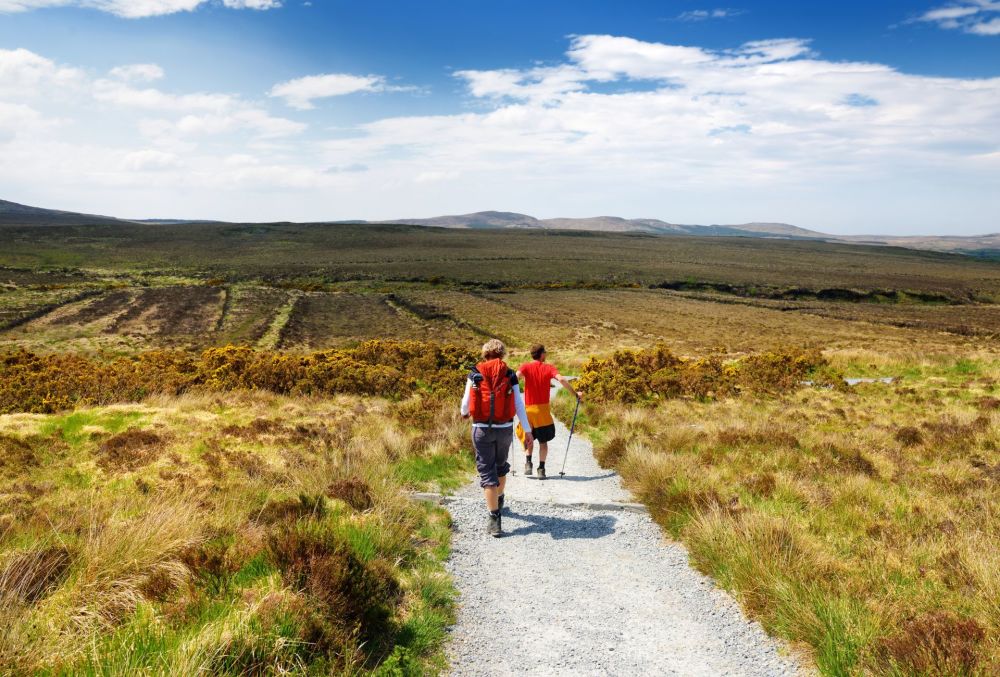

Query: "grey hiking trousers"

xmin=472 ymin=425 xmax=513 ymax=488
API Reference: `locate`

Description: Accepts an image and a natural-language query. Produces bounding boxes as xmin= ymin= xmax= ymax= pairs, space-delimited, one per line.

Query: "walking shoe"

xmin=537 ymin=466 xmax=546 ymax=480
xmin=524 ymin=460 xmax=533 ymax=476
xmin=487 ymin=512 xmax=502 ymax=538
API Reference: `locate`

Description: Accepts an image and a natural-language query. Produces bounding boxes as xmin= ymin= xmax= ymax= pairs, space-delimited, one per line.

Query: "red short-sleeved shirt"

xmin=518 ymin=360 xmax=559 ymax=406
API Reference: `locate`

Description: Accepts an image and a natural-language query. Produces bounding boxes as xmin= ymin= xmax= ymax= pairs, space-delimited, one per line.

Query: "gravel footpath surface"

xmin=444 ymin=412 xmax=804 ymax=676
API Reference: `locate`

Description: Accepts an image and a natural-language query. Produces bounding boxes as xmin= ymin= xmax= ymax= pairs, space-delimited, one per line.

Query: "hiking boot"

xmin=487 ymin=512 xmax=502 ymax=538
xmin=537 ymin=466 xmax=546 ymax=480
xmin=524 ymin=460 xmax=533 ymax=476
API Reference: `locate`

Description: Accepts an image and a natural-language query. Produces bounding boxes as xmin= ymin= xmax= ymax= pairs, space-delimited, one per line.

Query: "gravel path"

xmin=444 ymin=412 xmax=804 ymax=676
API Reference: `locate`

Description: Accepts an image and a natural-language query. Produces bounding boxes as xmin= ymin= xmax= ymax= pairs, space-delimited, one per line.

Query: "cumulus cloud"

xmin=0 ymin=47 xmax=84 ymax=95
xmin=269 ymin=73 xmax=389 ymax=109
xmin=0 ymin=37 xmax=998 ymax=230
xmin=108 ymin=63 xmax=164 ymax=82
xmin=318 ymin=34 xmax=1000 ymax=225
xmin=916 ymin=1 xmax=1000 ymax=35
xmin=0 ymin=0 xmax=280 ymax=18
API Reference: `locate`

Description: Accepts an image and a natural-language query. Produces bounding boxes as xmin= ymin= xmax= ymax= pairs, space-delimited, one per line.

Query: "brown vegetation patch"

xmin=256 ymin=494 xmax=327 ymax=525
xmin=894 ymin=426 xmax=924 ymax=447
xmin=325 ymin=478 xmax=373 ymax=512
xmin=268 ymin=526 xmax=402 ymax=654
xmin=921 ymin=416 xmax=988 ymax=449
xmin=0 ymin=544 xmax=73 ymax=604
xmin=595 ymin=432 xmax=631 ymax=468
xmin=139 ymin=568 xmax=180 ymax=602
xmin=97 ymin=429 xmax=164 ymax=472
xmin=180 ymin=538 xmax=235 ymax=584
xmin=817 ymin=442 xmax=878 ymax=477
xmin=975 ymin=396 xmax=1000 ymax=411
xmin=880 ymin=611 xmax=985 ymax=676
xmin=221 ymin=417 xmax=287 ymax=439
xmin=49 ymin=289 xmax=132 ymax=326
xmin=717 ymin=428 xmax=800 ymax=449
xmin=969 ymin=456 xmax=1000 ymax=481
xmin=741 ymin=472 xmax=777 ymax=498
xmin=0 ymin=434 xmax=38 ymax=470
xmin=105 ymin=286 xmax=224 ymax=342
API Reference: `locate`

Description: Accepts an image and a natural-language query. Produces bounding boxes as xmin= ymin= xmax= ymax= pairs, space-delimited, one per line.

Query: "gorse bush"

xmin=575 ymin=344 xmax=840 ymax=403
xmin=0 ymin=340 xmax=474 ymax=414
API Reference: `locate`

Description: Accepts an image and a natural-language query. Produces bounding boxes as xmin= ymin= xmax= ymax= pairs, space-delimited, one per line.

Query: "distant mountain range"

xmin=375 ymin=210 xmax=827 ymax=239
xmin=3 ymin=200 xmax=999 ymax=257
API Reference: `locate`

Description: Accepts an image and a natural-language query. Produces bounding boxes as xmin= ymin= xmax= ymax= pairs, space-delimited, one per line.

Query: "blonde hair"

xmin=481 ymin=339 xmax=506 ymax=360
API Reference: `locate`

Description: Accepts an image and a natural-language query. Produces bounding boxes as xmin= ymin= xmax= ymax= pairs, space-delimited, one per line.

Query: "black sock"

xmin=525 ymin=455 xmax=532 ymax=462
xmin=490 ymin=508 xmax=501 ymax=517
xmin=538 ymin=462 xmax=545 ymax=469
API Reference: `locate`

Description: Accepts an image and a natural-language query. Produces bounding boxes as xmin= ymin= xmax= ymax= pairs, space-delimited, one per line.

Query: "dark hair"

xmin=530 ymin=344 xmax=546 ymax=361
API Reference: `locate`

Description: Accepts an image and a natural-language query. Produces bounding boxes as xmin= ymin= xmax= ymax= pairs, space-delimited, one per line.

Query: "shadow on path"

xmin=545 ymin=471 xmax=618 ymax=483
xmin=503 ymin=509 xmax=617 ymax=540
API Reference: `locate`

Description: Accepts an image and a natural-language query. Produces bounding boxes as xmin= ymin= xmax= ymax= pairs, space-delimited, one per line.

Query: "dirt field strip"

xmin=443 ymin=416 xmax=804 ymax=676
xmin=257 ymin=290 xmax=301 ymax=349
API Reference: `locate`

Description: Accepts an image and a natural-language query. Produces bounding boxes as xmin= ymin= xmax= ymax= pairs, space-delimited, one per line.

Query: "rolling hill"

xmin=2 ymin=199 xmax=998 ymax=257
xmin=0 ymin=199 xmax=127 ymax=226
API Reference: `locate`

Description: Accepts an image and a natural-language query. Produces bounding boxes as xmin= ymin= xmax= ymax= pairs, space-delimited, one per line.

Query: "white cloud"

xmin=93 ymin=78 xmax=237 ymax=111
xmin=0 ymin=0 xmax=280 ymax=17
xmin=916 ymin=1 xmax=1000 ymax=35
xmin=269 ymin=73 xmax=387 ymax=109
xmin=108 ymin=63 xmax=164 ymax=82
xmin=147 ymin=109 xmax=306 ymax=138
xmin=969 ymin=16 xmax=1000 ymax=33
xmin=676 ymin=8 xmax=745 ymax=21
xmin=315 ymin=34 xmax=1000 ymax=228
xmin=0 ymin=47 xmax=84 ymax=96
xmin=121 ymin=148 xmax=180 ymax=170
xmin=1 ymin=38 xmax=999 ymax=232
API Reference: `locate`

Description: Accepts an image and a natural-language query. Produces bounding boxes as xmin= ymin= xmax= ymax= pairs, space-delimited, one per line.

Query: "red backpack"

xmin=469 ymin=358 xmax=516 ymax=426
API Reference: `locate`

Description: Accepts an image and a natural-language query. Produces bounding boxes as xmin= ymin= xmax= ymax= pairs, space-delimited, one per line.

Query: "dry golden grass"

xmin=0 ymin=390 xmax=471 ymax=674
xmin=577 ymin=353 xmax=1000 ymax=676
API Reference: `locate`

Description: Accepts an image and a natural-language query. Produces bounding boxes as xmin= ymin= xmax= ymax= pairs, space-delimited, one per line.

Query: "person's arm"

xmin=555 ymin=373 xmax=582 ymax=401
xmin=460 ymin=379 xmax=472 ymax=418
xmin=513 ymin=384 xmax=532 ymax=434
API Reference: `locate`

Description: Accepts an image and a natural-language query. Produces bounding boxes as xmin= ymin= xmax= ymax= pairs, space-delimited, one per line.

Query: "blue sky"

xmin=1 ymin=1 xmax=999 ymax=234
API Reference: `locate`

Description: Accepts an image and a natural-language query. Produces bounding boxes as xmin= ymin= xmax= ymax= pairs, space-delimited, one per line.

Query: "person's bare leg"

xmin=498 ymin=475 xmax=507 ymax=497
xmin=484 ymin=485 xmax=499 ymax=511
xmin=539 ymin=441 xmax=548 ymax=463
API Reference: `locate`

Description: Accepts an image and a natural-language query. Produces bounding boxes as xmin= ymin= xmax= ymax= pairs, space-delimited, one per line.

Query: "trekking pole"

xmin=558 ymin=397 xmax=581 ymax=477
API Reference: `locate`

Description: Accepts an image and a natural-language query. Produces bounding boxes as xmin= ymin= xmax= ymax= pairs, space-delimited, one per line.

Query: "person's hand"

xmin=575 ymin=392 xmax=584 ymax=403
xmin=524 ymin=432 xmax=534 ymax=448
xmin=462 ymin=413 xmax=470 ymax=420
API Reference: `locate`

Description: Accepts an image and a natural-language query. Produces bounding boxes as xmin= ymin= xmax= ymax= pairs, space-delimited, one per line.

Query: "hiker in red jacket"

xmin=461 ymin=339 xmax=533 ymax=537
xmin=516 ymin=344 xmax=582 ymax=479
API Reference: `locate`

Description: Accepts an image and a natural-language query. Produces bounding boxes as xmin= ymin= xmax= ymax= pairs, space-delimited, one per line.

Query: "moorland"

xmin=1 ymin=219 xmax=998 ymax=675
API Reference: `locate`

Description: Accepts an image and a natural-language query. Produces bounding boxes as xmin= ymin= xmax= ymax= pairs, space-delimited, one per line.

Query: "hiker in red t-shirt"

xmin=516 ymin=344 xmax=581 ymax=479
